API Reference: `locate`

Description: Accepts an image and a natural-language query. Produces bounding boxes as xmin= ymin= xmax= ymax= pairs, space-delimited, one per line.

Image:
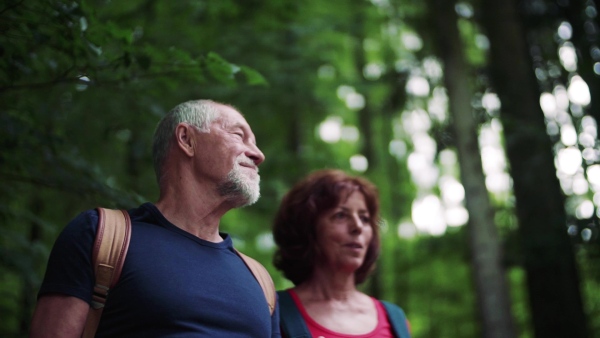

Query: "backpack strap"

xmin=82 ymin=208 xmax=131 ymax=338
xmin=277 ymin=290 xmax=311 ymax=338
xmin=235 ymin=249 xmax=276 ymax=315
xmin=381 ymin=300 xmax=411 ymax=338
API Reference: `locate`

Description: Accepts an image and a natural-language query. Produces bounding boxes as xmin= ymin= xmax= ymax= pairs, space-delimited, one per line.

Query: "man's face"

xmin=192 ymin=105 xmax=265 ymax=207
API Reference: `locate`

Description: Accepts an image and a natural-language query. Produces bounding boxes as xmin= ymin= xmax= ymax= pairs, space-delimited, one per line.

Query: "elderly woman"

xmin=272 ymin=169 xmax=411 ymax=338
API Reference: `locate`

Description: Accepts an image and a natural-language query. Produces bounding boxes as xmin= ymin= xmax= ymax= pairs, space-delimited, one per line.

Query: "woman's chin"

xmin=330 ymin=261 xmax=364 ymax=275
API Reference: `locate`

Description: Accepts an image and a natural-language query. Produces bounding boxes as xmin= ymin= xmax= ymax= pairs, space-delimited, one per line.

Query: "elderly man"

xmin=30 ymin=100 xmax=280 ymax=337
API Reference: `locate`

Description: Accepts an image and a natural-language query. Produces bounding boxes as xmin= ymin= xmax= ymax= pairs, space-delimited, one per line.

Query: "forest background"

xmin=2 ymin=0 xmax=600 ymax=337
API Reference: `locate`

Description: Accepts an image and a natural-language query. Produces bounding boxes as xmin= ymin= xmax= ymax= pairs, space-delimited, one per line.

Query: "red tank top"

xmin=288 ymin=289 xmax=394 ymax=338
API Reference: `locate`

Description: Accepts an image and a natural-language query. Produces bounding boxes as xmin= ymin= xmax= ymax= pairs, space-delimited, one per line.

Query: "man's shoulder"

xmin=61 ymin=203 xmax=150 ymax=235
xmin=61 ymin=209 xmax=100 ymax=236
xmin=127 ymin=202 xmax=165 ymax=225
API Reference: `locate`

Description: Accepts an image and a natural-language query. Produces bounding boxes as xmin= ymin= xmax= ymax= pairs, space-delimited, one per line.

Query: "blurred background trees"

xmin=1 ymin=0 xmax=599 ymax=337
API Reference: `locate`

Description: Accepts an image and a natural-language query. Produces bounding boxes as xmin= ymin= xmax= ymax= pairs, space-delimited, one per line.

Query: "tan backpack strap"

xmin=235 ymin=249 xmax=276 ymax=315
xmin=82 ymin=208 xmax=131 ymax=338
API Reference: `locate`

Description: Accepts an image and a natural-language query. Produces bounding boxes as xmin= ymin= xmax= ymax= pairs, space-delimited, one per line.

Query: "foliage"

xmin=1 ymin=0 xmax=599 ymax=337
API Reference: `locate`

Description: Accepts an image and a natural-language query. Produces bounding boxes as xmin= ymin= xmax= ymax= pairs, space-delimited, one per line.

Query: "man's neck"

xmin=155 ymin=184 xmax=232 ymax=242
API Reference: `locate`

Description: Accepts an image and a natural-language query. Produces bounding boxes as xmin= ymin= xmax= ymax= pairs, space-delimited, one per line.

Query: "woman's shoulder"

xmin=376 ymin=299 xmax=405 ymax=311
xmin=376 ymin=299 xmax=411 ymax=338
xmin=376 ymin=299 xmax=408 ymax=320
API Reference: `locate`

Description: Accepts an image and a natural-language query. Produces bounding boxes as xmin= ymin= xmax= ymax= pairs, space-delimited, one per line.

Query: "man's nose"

xmin=246 ymin=143 xmax=265 ymax=166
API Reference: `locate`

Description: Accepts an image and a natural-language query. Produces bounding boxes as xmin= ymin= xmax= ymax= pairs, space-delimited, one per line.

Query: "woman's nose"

xmin=350 ymin=215 xmax=363 ymax=233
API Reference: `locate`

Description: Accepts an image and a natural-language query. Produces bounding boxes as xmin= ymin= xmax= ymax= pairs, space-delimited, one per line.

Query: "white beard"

xmin=217 ymin=160 xmax=260 ymax=207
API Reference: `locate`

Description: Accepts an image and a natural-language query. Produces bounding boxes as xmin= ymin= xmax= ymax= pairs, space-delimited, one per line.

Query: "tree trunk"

xmin=428 ymin=0 xmax=517 ymax=336
xmin=480 ymin=0 xmax=589 ymax=337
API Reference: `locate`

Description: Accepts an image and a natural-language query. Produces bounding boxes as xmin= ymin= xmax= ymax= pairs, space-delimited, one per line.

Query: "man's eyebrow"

xmin=225 ymin=122 xmax=245 ymax=129
xmin=228 ymin=124 xmax=258 ymax=144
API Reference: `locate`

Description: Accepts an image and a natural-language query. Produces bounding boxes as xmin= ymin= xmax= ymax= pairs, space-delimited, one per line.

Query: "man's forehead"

xmin=214 ymin=105 xmax=250 ymax=127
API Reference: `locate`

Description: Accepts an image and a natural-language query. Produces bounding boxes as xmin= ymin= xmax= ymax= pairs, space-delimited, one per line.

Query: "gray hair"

xmin=152 ymin=100 xmax=221 ymax=183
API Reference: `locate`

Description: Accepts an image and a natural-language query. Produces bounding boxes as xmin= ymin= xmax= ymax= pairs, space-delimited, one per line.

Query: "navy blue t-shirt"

xmin=39 ymin=203 xmax=280 ymax=337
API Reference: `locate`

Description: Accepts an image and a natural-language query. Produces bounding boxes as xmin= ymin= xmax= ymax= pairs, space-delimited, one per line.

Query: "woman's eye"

xmin=333 ymin=212 xmax=346 ymax=219
xmin=360 ymin=216 xmax=371 ymax=223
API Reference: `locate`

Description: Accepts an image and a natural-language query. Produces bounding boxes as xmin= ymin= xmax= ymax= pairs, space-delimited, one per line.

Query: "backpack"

xmin=277 ymin=290 xmax=411 ymax=338
xmin=82 ymin=208 xmax=276 ymax=338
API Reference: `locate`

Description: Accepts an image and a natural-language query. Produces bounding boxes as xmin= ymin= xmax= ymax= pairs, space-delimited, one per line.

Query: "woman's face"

xmin=315 ymin=191 xmax=373 ymax=274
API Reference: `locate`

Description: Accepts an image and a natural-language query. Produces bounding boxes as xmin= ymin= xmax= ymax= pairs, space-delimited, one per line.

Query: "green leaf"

xmin=237 ymin=65 xmax=268 ymax=86
xmin=204 ymin=52 xmax=236 ymax=85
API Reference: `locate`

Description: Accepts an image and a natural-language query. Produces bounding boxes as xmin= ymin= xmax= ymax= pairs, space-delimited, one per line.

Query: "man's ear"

xmin=175 ymin=123 xmax=195 ymax=157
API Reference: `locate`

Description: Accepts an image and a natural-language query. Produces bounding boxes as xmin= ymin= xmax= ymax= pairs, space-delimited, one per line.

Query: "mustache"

xmin=237 ymin=157 xmax=259 ymax=172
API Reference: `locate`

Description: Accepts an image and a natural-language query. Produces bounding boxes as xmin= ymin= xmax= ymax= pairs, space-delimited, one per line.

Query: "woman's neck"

xmin=294 ymin=267 xmax=359 ymax=302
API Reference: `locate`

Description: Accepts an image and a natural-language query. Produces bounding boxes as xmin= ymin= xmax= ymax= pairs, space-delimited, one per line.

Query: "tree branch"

xmin=0 ymin=0 xmax=25 ymax=15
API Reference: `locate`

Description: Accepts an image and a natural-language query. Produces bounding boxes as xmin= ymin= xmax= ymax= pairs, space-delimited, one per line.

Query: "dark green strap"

xmin=381 ymin=300 xmax=411 ymax=338
xmin=277 ymin=290 xmax=311 ymax=338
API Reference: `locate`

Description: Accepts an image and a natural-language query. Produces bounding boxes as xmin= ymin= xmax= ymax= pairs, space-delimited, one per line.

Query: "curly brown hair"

xmin=272 ymin=169 xmax=381 ymax=285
